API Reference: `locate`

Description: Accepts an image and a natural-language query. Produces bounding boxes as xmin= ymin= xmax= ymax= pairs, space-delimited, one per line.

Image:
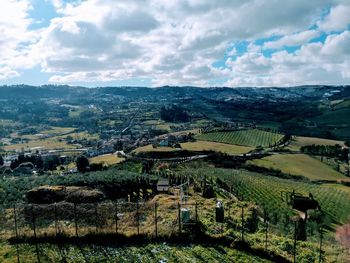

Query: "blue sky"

xmin=0 ymin=0 xmax=350 ymax=87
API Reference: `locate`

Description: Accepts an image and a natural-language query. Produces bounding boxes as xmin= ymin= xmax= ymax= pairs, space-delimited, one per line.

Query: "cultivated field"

xmin=248 ymin=154 xmax=348 ymax=181
xmin=3 ymin=140 xmax=77 ymax=151
xmin=89 ymin=154 xmax=125 ymax=165
xmin=133 ymin=141 xmax=253 ymax=155
xmin=180 ymin=167 xmax=350 ymax=227
xmin=181 ymin=141 xmax=253 ymax=154
xmin=288 ymin=136 xmax=344 ymax=151
xmin=196 ymin=129 xmax=283 ymax=147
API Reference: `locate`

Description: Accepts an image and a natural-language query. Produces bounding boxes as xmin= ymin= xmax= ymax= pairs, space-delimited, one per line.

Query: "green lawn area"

xmin=181 ymin=141 xmax=253 ymax=154
xmin=248 ymin=154 xmax=348 ymax=181
xmin=196 ymin=129 xmax=283 ymax=147
xmin=133 ymin=141 xmax=253 ymax=155
xmin=288 ymin=136 xmax=344 ymax=151
xmin=89 ymin=154 xmax=125 ymax=165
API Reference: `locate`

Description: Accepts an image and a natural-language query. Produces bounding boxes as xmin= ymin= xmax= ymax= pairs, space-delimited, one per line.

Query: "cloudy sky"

xmin=1 ymin=0 xmax=350 ymax=87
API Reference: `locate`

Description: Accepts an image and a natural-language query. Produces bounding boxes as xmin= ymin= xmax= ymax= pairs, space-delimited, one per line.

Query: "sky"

xmin=0 ymin=0 xmax=350 ymax=87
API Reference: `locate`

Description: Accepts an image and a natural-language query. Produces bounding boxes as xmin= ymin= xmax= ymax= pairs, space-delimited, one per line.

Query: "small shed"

xmin=157 ymin=178 xmax=170 ymax=193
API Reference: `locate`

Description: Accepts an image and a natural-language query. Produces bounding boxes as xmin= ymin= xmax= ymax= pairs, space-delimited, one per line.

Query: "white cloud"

xmin=36 ymin=0 xmax=342 ymax=86
xmin=225 ymin=31 xmax=350 ymax=87
xmin=318 ymin=4 xmax=350 ymax=32
xmin=0 ymin=0 xmax=36 ymax=78
xmin=1 ymin=0 xmax=350 ymax=86
xmin=263 ymin=30 xmax=319 ymax=49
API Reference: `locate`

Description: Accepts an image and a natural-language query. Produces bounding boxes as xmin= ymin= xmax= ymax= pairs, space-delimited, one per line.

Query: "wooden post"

xmin=136 ymin=200 xmax=140 ymax=235
xmin=95 ymin=203 xmax=98 ymax=234
xmin=115 ymin=201 xmax=118 ymax=234
xmin=228 ymin=203 xmax=231 ymax=219
xmin=13 ymin=205 xmax=20 ymax=263
xmin=241 ymin=206 xmax=244 ymax=242
xmin=74 ymin=203 xmax=78 ymax=237
xmin=31 ymin=205 xmax=40 ymax=263
xmin=154 ymin=202 xmax=158 ymax=238
xmin=13 ymin=205 xmax=19 ymax=240
xmin=178 ymin=203 xmax=181 ymax=234
xmin=319 ymin=227 xmax=323 ymax=263
xmin=294 ymin=220 xmax=297 ymax=263
xmin=265 ymin=210 xmax=268 ymax=251
xmin=54 ymin=203 xmax=58 ymax=237
xmin=31 ymin=205 xmax=37 ymax=239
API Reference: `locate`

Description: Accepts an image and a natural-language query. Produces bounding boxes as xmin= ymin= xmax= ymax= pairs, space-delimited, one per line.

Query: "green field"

xmin=196 ymin=129 xmax=283 ymax=147
xmin=288 ymin=136 xmax=344 ymax=151
xmin=89 ymin=154 xmax=125 ymax=165
xmin=134 ymin=141 xmax=253 ymax=155
xmin=248 ymin=154 xmax=348 ymax=181
xmin=178 ymin=167 xmax=350 ymax=227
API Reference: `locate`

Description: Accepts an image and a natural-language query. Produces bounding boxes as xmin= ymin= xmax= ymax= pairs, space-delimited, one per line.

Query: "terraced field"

xmin=196 ymin=129 xmax=283 ymax=147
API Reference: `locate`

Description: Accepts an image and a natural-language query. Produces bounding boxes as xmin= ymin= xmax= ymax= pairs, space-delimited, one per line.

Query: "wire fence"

xmin=0 ymin=198 xmax=332 ymax=263
xmin=0 ymin=201 xmax=200 ymax=241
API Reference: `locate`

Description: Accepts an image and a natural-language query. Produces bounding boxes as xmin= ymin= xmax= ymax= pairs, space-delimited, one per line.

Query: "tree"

xmin=76 ymin=155 xmax=89 ymax=173
xmin=0 ymin=155 xmax=4 ymax=166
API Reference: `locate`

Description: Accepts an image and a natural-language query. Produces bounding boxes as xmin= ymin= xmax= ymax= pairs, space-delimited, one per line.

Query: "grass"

xmin=196 ymin=129 xmax=283 ymax=147
xmin=181 ymin=141 xmax=253 ymax=154
xmin=133 ymin=145 xmax=176 ymax=153
xmin=288 ymin=136 xmax=344 ymax=151
xmin=248 ymin=154 xmax=348 ymax=181
xmin=89 ymin=154 xmax=125 ymax=166
xmin=5 ymin=128 xmax=98 ymax=152
xmin=40 ymin=127 xmax=76 ymax=135
xmin=0 ymin=242 xmax=271 ymax=263
xmin=133 ymin=141 xmax=253 ymax=155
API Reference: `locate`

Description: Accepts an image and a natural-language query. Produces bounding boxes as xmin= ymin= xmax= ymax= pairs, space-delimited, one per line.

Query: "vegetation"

xmin=196 ymin=129 xmax=283 ymax=147
xmin=300 ymin=144 xmax=349 ymax=161
xmin=76 ymin=155 xmax=90 ymax=173
xmin=176 ymin=165 xmax=350 ymax=227
xmin=248 ymin=154 xmax=348 ymax=181
xmin=89 ymin=154 xmax=125 ymax=166
xmin=160 ymin=105 xmax=190 ymax=123
xmin=134 ymin=141 xmax=253 ymax=155
xmin=288 ymin=136 xmax=344 ymax=151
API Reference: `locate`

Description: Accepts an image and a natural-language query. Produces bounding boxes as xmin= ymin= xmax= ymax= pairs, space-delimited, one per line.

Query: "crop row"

xmin=181 ymin=167 xmax=350 ymax=227
xmin=196 ymin=129 xmax=283 ymax=147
